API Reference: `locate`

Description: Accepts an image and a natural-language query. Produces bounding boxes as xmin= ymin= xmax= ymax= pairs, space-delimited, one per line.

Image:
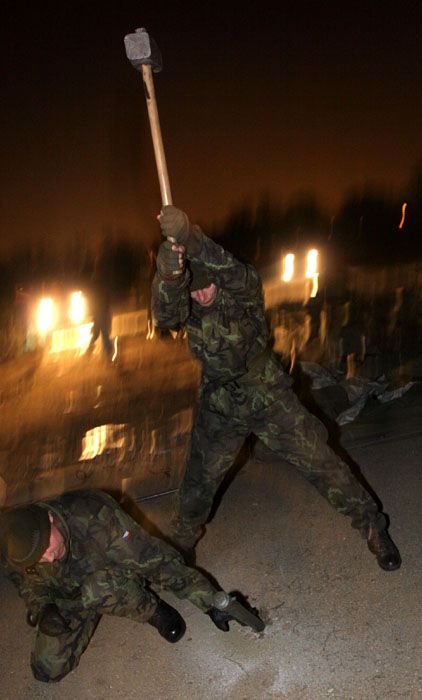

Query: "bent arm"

xmin=5 ymin=569 xmax=52 ymax=615
xmin=151 ymin=271 xmax=191 ymax=329
xmin=192 ymin=229 xmax=262 ymax=300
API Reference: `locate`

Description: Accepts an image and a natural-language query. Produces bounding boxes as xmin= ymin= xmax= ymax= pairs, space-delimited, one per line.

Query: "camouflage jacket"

xmin=152 ymin=229 xmax=279 ymax=387
xmin=2 ymin=490 xmax=217 ymax=614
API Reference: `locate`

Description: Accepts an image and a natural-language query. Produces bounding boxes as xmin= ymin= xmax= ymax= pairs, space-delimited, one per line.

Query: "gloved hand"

xmin=159 ymin=206 xmax=202 ymax=257
xmin=156 ymin=240 xmax=184 ymax=281
xmin=159 ymin=206 xmax=191 ymax=245
xmin=207 ymin=606 xmax=234 ymax=632
xmin=38 ymin=603 xmax=71 ymax=637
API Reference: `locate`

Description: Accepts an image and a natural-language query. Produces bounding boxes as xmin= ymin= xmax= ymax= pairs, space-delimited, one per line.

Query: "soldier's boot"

xmin=367 ymin=526 xmax=401 ymax=571
xmin=148 ymin=600 xmax=186 ymax=643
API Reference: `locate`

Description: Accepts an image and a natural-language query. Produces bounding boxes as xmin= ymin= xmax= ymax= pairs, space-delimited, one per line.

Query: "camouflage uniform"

xmin=152 ymin=229 xmax=386 ymax=549
xmin=2 ymin=490 xmax=217 ymax=682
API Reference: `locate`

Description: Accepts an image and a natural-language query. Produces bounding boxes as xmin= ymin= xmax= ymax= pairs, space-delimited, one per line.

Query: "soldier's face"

xmin=38 ymin=513 xmax=66 ymax=564
xmin=190 ymin=283 xmax=217 ymax=306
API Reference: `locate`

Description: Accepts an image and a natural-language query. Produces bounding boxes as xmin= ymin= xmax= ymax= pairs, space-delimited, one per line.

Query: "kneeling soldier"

xmin=0 ymin=489 xmax=259 ymax=683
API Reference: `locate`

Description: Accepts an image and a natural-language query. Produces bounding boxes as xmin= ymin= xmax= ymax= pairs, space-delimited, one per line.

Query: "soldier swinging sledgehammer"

xmin=151 ymin=205 xmax=402 ymax=573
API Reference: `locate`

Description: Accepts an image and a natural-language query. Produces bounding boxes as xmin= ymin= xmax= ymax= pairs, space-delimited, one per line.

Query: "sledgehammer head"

xmin=124 ymin=28 xmax=162 ymax=73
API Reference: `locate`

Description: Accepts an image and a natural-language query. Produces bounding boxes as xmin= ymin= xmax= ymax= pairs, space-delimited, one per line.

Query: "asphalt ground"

xmin=0 ymin=390 xmax=421 ymax=699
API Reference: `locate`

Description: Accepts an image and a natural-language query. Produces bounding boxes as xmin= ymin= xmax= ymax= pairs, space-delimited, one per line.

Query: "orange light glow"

xmin=305 ymin=249 xmax=318 ymax=278
xmin=399 ymin=202 xmax=407 ymax=229
xmin=146 ymin=319 xmax=155 ymax=340
xmin=68 ymin=291 xmax=86 ymax=324
xmin=282 ymin=253 xmax=295 ymax=282
xmin=79 ymin=423 xmax=134 ymax=460
xmin=310 ymin=273 xmax=319 ymax=298
xmin=36 ymin=297 xmax=56 ymax=334
xmin=112 ymin=336 xmax=118 ymax=362
xmin=50 ymin=322 xmax=93 ymax=353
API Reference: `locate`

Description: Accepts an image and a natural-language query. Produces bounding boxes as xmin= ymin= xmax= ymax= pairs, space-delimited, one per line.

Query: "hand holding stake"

xmin=213 ymin=591 xmax=265 ymax=633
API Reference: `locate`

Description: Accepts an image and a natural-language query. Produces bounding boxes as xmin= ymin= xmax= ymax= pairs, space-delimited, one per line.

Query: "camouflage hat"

xmin=0 ymin=506 xmax=51 ymax=569
xmin=189 ymin=261 xmax=214 ymax=291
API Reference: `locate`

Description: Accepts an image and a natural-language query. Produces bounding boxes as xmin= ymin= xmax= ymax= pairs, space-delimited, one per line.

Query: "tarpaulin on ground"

xmin=300 ymin=361 xmax=416 ymax=426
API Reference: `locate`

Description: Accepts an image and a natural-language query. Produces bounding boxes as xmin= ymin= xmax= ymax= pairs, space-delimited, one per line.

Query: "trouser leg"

xmin=172 ymin=405 xmax=247 ymax=549
xmin=255 ymin=387 xmax=385 ymax=535
xmin=31 ymin=609 xmax=100 ymax=683
xmin=31 ymin=576 xmax=158 ymax=682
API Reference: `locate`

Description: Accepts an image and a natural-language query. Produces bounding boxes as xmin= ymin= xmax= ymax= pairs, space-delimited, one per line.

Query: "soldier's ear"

xmin=48 ymin=512 xmax=54 ymax=524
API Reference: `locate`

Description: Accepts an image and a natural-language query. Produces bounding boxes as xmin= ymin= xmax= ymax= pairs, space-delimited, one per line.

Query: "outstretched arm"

xmin=95 ymin=502 xmax=218 ymax=613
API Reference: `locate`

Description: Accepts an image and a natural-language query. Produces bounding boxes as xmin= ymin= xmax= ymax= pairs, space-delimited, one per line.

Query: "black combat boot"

xmin=367 ymin=526 xmax=401 ymax=571
xmin=148 ymin=600 xmax=186 ymax=643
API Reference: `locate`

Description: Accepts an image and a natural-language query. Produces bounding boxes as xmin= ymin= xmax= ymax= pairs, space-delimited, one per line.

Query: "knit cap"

xmin=0 ymin=505 xmax=50 ymax=569
xmin=189 ymin=261 xmax=214 ymax=291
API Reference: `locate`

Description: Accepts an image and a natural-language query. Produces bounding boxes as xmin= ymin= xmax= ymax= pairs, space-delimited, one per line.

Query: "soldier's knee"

xmin=291 ymin=411 xmax=329 ymax=449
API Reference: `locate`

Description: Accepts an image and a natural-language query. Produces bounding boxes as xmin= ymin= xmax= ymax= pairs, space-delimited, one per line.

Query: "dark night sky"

xmin=1 ymin=1 xmax=421 ymax=256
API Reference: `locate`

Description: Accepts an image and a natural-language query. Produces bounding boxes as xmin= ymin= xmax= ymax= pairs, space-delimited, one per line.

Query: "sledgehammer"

xmin=124 ymin=28 xmax=172 ymax=206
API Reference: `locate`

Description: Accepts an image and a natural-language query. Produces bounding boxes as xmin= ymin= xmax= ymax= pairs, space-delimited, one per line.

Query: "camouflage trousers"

xmin=172 ymin=378 xmax=386 ymax=549
xmin=31 ymin=571 xmax=157 ymax=683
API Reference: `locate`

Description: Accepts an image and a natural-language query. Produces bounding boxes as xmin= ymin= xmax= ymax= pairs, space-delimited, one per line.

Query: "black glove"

xmin=207 ymin=607 xmax=234 ymax=632
xmin=38 ymin=603 xmax=71 ymax=637
xmin=156 ymin=240 xmax=184 ymax=281
xmin=159 ymin=206 xmax=202 ymax=257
